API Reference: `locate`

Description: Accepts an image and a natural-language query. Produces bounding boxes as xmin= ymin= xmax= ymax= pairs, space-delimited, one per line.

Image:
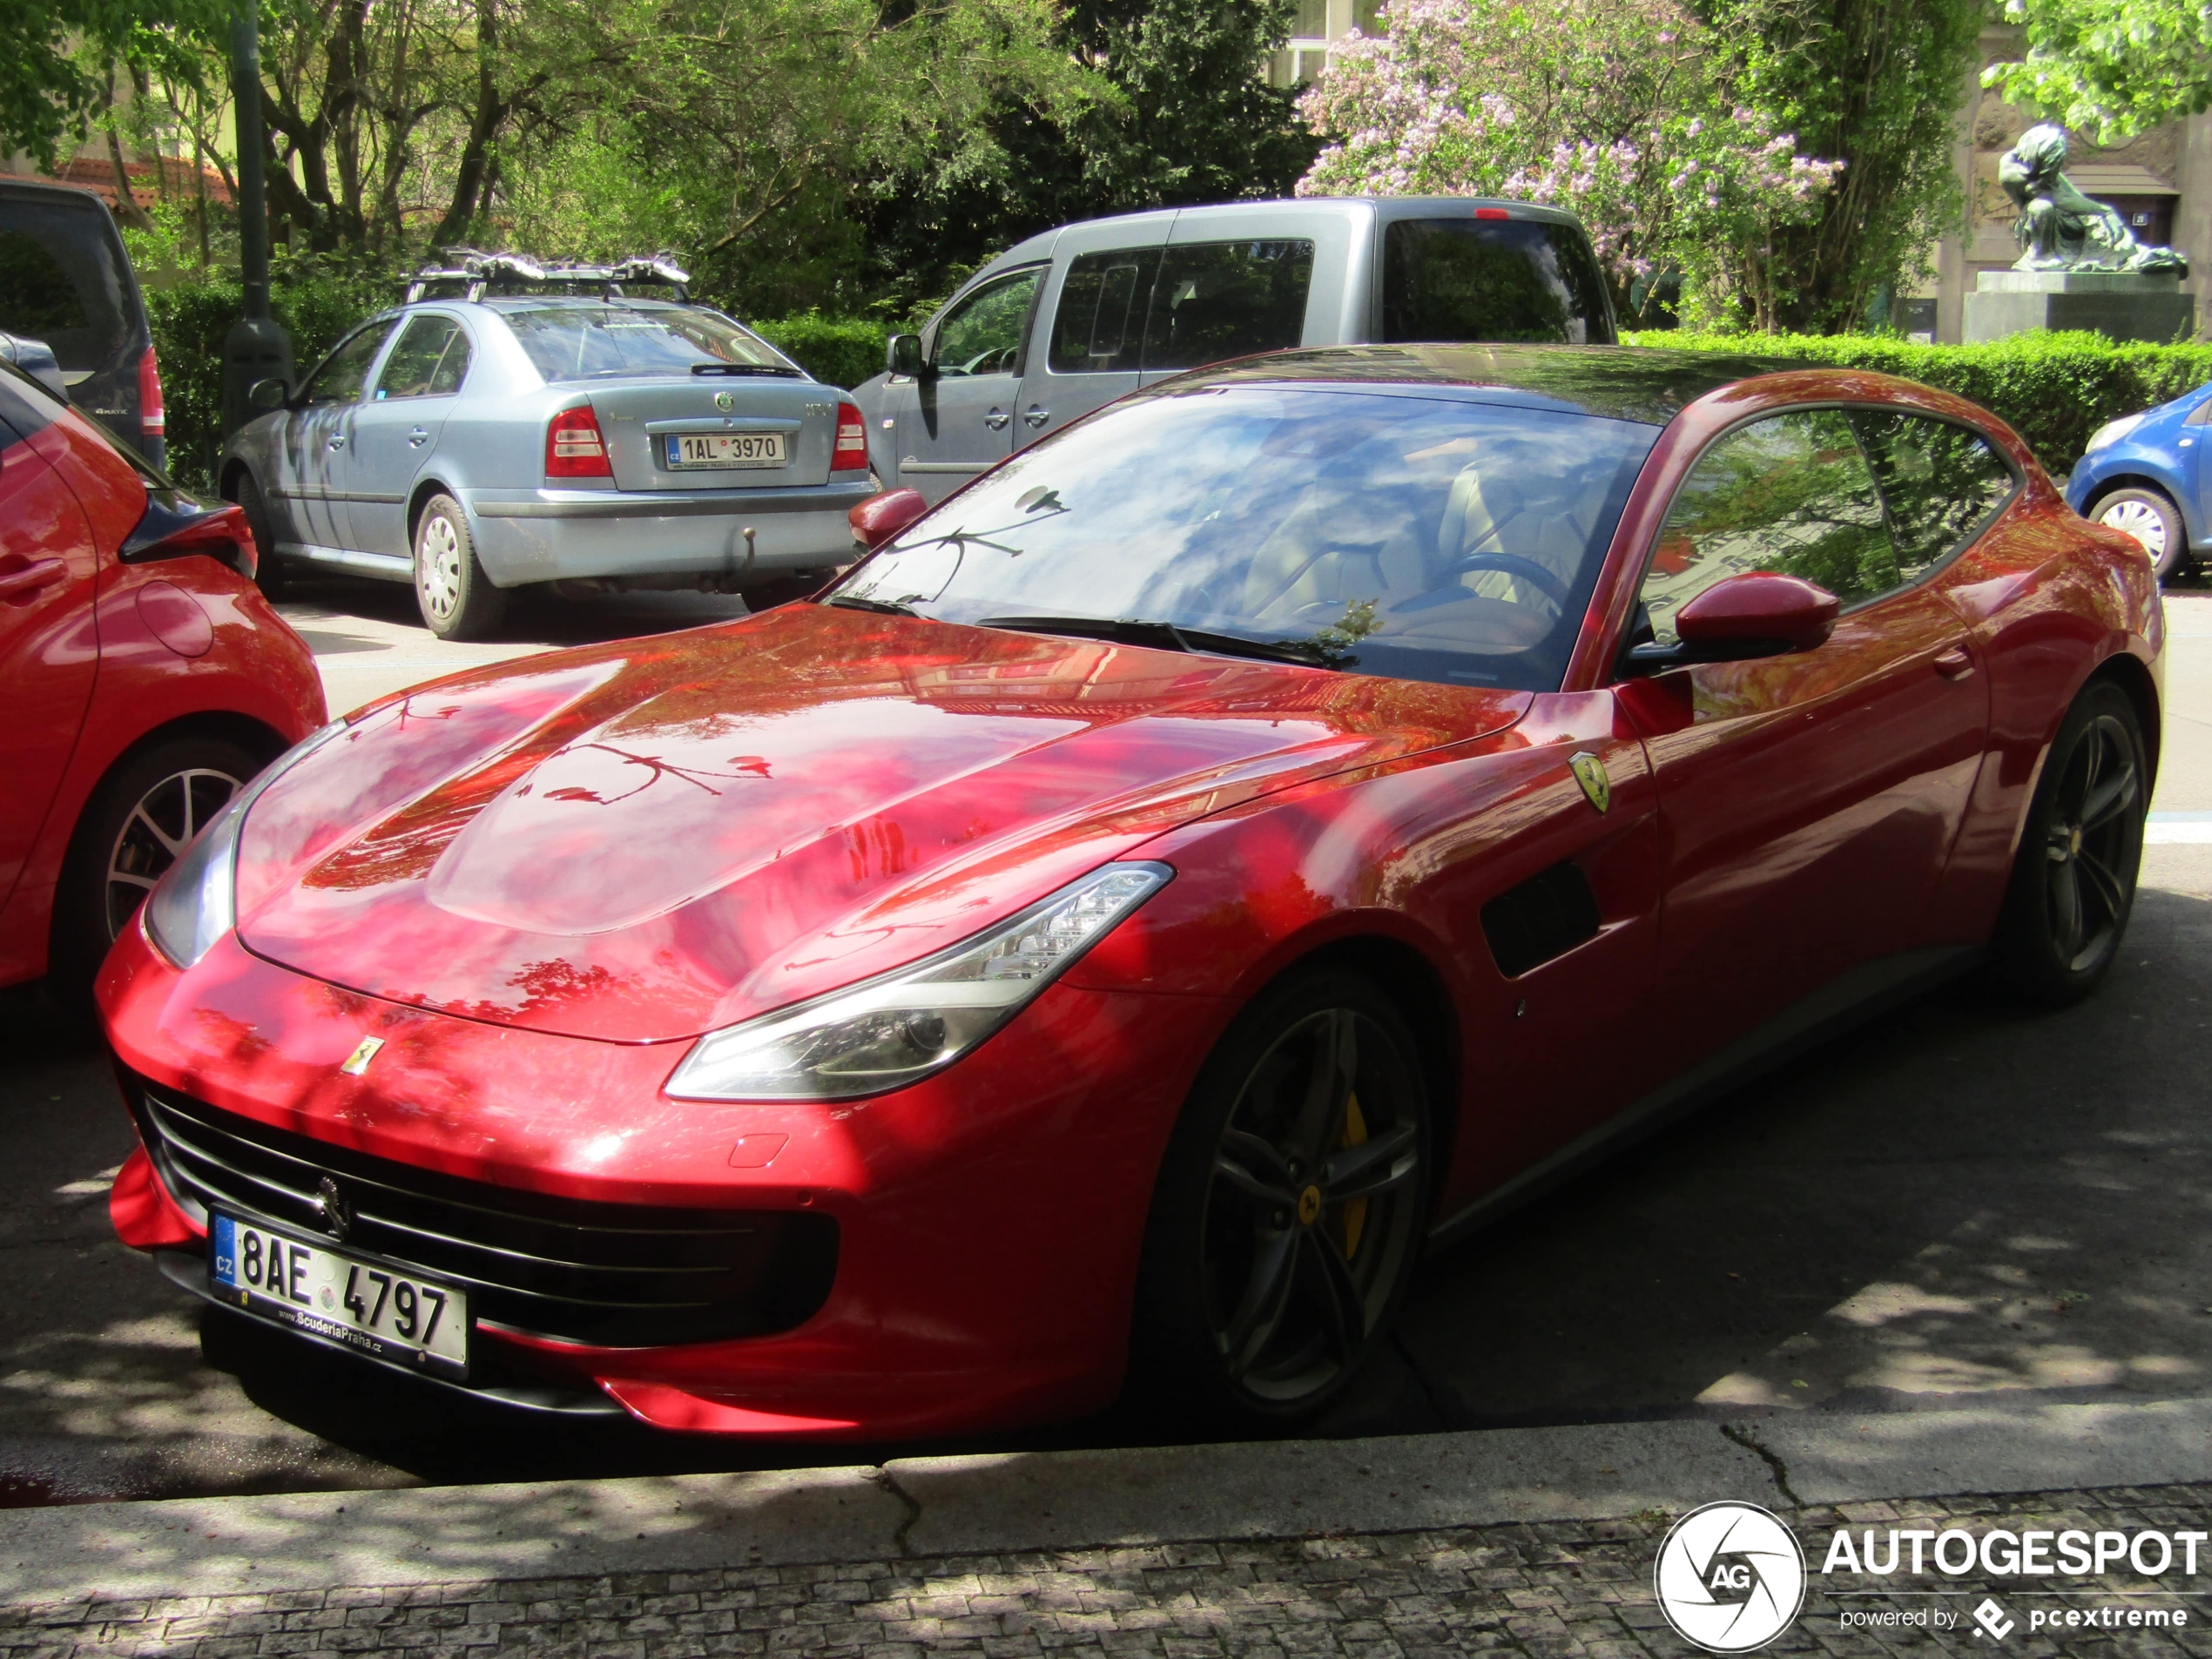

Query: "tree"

xmin=1295 ymin=0 xmax=1843 ymax=329
xmin=861 ymin=0 xmax=1319 ymax=318
xmin=1707 ymin=0 xmax=1983 ymax=330
xmin=0 ymin=0 xmax=220 ymax=172
xmin=1983 ymin=0 xmax=2212 ymax=143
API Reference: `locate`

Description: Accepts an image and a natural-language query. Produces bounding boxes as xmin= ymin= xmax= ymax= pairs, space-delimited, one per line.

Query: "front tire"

xmin=48 ymin=733 xmax=260 ymax=1013
xmin=229 ymin=471 xmax=288 ymax=599
xmin=1993 ymin=679 xmax=2148 ymax=1007
xmin=1130 ymin=968 xmax=1431 ymax=1431
xmin=2090 ymin=485 xmax=2189 ymax=582
xmin=413 ymin=494 xmax=505 ymax=640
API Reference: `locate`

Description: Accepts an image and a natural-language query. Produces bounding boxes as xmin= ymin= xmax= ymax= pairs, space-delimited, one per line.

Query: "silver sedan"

xmin=220 ymin=293 xmax=873 ymax=637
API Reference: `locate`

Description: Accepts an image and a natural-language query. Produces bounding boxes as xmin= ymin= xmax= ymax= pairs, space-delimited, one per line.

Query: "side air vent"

xmin=1481 ymin=860 xmax=1602 ymax=979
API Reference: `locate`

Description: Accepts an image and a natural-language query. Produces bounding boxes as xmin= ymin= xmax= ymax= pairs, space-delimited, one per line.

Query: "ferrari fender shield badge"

xmin=1568 ymin=752 xmax=1611 ymax=814
xmin=339 ymin=1036 xmax=385 ymax=1076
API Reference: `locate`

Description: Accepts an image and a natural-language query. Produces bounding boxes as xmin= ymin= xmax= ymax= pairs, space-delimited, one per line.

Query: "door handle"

xmin=326 ymin=433 xmax=347 ymax=451
xmin=0 ymin=557 xmax=65 ymax=602
xmin=407 ymin=427 xmax=430 ymax=448
xmin=982 ymin=408 xmax=1009 ymax=431
xmin=1023 ymin=405 xmax=1050 ymax=428
xmin=1932 ymin=644 xmax=1975 ymax=680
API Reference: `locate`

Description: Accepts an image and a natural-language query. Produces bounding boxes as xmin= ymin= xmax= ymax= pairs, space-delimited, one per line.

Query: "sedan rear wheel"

xmin=1132 ymin=969 xmax=1429 ymax=1429
xmin=2091 ymin=486 xmax=2188 ymax=582
xmin=413 ymin=494 xmax=506 ymax=641
xmin=1993 ymin=680 xmax=2147 ymax=1007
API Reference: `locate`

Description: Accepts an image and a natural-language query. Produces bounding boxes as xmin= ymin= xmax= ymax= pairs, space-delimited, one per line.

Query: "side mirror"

xmin=1624 ymin=572 xmax=1838 ymax=672
xmin=885 ymin=334 xmax=926 ymax=378
xmin=119 ymin=500 xmax=257 ymax=580
xmin=248 ymin=376 xmax=292 ymax=413
xmin=848 ymin=486 xmax=929 ymax=551
xmin=0 ymin=332 xmax=69 ymax=401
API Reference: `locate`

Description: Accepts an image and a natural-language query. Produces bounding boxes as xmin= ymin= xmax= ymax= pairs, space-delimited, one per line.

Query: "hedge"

xmin=1626 ymin=328 xmax=2212 ymax=475
xmin=749 ymin=314 xmax=887 ymax=392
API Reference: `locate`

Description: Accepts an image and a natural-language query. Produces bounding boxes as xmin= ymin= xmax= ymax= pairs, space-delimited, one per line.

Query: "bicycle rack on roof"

xmin=403 ymin=249 xmax=692 ymax=304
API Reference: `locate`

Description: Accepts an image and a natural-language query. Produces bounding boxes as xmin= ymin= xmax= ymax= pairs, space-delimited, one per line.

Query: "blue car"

xmin=2065 ymin=381 xmax=2212 ymax=581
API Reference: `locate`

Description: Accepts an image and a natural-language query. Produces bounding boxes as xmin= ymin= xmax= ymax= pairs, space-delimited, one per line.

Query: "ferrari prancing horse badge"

xmin=1568 ymin=752 xmax=1611 ymax=814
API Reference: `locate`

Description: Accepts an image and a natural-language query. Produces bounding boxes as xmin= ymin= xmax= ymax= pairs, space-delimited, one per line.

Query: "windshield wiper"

xmin=691 ymin=362 xmax=803 ymax=377
xmin=977 ymin=616 xmax=1343 ymax=669
xmin=826 ymin=594 xmax=922 ymax=617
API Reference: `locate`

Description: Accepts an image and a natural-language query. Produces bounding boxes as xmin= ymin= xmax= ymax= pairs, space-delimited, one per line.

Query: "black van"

xmin=0 ymin=180 xmax=163 ymax=467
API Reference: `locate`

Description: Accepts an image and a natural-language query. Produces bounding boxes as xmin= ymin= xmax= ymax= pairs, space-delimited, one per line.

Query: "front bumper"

xmin=462 ymin=480 xmax=874 ymax=587
xmin=98 ymin=921 xmax=1222 ymax=1440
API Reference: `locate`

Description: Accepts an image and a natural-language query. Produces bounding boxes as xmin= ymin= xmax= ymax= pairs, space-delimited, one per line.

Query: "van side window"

xmin=1049 ymin=249 xmax=1160 ymax=374
xmin=1141 ymin=239 xmax=1315 ymax=370
xmin=931 ymin=268 xmax=1042 ymax=377
xmin=1382 ymin=219 xmax=1611 ymax=345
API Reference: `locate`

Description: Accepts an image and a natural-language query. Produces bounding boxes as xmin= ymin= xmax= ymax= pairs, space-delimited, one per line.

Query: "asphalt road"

xmin=1 ymin=574 xmax=2208 ymax=1504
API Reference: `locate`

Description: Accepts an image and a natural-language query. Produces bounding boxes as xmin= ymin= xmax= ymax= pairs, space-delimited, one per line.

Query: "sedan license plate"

xmin=209 ymin=1211 xmax=469 ymax=1379
xmin=665 ymin=431 xmax=786 ymax=470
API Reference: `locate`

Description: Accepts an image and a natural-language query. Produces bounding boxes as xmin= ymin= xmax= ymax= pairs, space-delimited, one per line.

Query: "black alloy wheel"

xmin=1995 ymin=680 xmax=2147 ymax=1007
xmin=1133 ymin=970 xmax=1430 ymax=1427
xmin=49 ymin=733 xmax=260 ymax=1014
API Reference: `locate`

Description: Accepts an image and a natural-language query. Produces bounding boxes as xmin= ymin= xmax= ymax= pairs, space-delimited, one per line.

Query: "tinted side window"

xmin=374 ymin=315 xmax=470 ymax=399
xmin=0 ymin=202 xmax=132 ymax=373
xmin=931 ymin=268 xmax=1041 ymax=377
xmin=1847 ymin=410 xmax=2016 ymax=575
xmin=1141 ymin=239 xmax=1314 ymax=371
xmin=1049 ymin=248 xmax=1160 ymax=374
xmin=1382 ymin=219 xmax=1610 ymax=346
xmin=1640 ymin=409 xmax=1892 ymax=643
xmin=301 ymin=323 xmax=397 ymax=406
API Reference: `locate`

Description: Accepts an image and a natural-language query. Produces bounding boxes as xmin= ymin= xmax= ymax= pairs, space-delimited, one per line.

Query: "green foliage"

xmin=1700 ymin=0 xmax=1984 ymax=332
xmin=1628 ymin=327 xmax=2212 ymax=472
xmin=862 ymin=0 xmax=1317 ymax=310
xmin=0 ymin=0 xmax=220 ymax=169
xmin=1983 ymin=0 xmax=2212 ymax=143
xmin=749 ymin=314 xmax=887 ymax=390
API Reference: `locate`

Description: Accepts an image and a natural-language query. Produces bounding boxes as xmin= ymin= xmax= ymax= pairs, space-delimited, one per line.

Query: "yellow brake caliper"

xmin=1334 ymin=1092 xmax=1369 ymax=1260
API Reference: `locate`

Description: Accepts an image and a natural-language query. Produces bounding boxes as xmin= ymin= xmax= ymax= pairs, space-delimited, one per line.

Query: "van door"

xmin=1013 ymin=214 xmax=1175 ymax=449
xmin=887 ymin=265 xmax=1046 ymax=504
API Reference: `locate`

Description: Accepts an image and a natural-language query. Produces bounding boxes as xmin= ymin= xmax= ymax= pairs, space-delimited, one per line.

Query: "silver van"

xmin=853 ymin=197 xmax=1615 ymax=502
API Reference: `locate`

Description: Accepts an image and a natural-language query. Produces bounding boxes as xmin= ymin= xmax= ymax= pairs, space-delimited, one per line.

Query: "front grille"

xmin=127 ymin=1074 xmax=837 ymax=1348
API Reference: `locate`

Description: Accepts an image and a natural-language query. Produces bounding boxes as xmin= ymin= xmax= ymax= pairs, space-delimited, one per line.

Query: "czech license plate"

xmin=209 ymin=1211 xmax=469 ymax=1379
xmin=665 ymin=431 xmax=786 ymax=469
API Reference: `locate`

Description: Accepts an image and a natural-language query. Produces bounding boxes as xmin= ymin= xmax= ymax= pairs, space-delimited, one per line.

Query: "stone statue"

xmin=2000 ymin=124 xmax=2188 ymax=274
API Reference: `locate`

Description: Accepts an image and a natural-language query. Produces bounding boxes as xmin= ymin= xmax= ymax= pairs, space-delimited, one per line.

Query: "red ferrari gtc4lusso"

xmin=103 ymin=346 xmax=2159 ymax=1437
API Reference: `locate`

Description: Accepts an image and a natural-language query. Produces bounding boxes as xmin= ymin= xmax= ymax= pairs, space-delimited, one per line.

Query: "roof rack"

xmin=403 ymin=248 xmax=691 ymax=304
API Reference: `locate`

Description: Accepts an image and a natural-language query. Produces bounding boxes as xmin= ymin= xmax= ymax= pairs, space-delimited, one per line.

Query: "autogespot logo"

xmin=1655 ymin=1501 xmax=1810 ymax=1652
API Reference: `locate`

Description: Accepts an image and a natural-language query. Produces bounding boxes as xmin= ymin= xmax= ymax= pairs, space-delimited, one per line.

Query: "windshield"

xmin=830 ymin=386 xmax=1656 ymax=691
xmin=504 ymin=303 xmax=796 ymax=382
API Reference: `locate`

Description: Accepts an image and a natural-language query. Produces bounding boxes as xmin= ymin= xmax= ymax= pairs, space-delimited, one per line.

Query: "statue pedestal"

xmin=1963 ymin=269 xmax=2195 ymax=345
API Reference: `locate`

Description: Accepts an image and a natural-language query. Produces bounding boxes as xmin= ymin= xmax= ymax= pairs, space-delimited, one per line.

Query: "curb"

xmin=3 ymin=1395 xmax=2209 ymax=1605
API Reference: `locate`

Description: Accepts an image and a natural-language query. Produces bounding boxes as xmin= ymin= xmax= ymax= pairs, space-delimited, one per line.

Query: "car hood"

xmin=234 ymin=605 xmax=1527 ymax=1042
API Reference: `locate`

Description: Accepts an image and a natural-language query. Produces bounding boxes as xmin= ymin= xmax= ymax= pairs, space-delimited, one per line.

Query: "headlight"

xmin=665 ymin=861 xmax=1172 ymax=1102
xmin=143 ymin=720 xmax=348 ymax=969
xmin=2085 ymin=412 xmax=2146 ymax=454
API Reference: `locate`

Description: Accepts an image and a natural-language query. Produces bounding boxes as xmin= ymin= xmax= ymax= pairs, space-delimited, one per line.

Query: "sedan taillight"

xmin=833 ymin=400 xmax=868 ymax=472
xmin=138 ymin=346 xmax=165 ymax=437
xmin=546 ymin=405 xmax=611 ymax=478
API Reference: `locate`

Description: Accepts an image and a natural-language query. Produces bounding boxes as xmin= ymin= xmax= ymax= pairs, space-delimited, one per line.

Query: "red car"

xmin=0 ymin=357 xmax=324 ymax=1007
xmin=102 ymin=346 xmax=2157 ymax=1437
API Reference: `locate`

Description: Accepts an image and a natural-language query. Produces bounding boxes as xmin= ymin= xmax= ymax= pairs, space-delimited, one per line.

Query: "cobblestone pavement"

xmin=9 ymin=1484 xmax=2211 ymax=1659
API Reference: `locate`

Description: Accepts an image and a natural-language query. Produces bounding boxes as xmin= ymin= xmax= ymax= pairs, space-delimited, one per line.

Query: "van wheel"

xmin=230 ymin=472 xmax=288 ymax=599
xmin=2089 ymin=486 xmax=2189 ymax=581
xmin=1129 ymin=968 xmax=1431 ymax=1431
xmin=413 ymin=494 xmax=505 ymax=640
xmin=1992 ymin=680 xmax=2147 ymax=1008
xmin=49 ymin=733 xmax=260 ymax=1015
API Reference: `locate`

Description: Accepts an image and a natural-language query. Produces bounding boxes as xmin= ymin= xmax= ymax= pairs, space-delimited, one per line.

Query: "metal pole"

xmin=231 ymin=3 xmax=270 ymax=321
xmin=219 ymin=0 xmax=293 ymax=439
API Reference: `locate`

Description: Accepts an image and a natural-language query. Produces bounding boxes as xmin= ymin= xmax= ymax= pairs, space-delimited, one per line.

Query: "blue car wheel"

xmin=2087 ymin=484 xmax=2189 ymax=581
